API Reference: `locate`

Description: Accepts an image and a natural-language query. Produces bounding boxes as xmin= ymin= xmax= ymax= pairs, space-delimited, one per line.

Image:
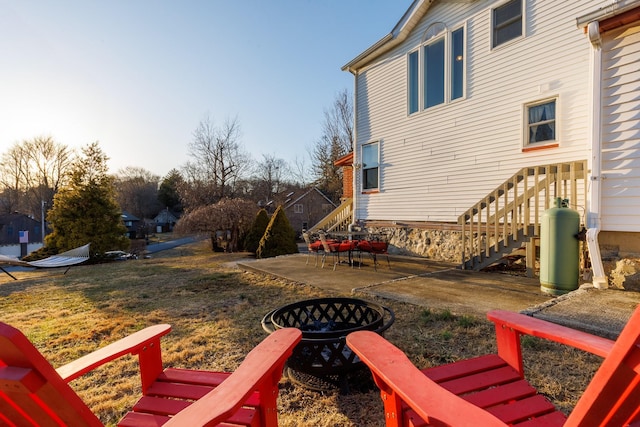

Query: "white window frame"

xmin=407 ymin=21 xmax=466 ymax=115
xmin=294 ymin=204 xmax=304 ymax=214
xmin=523 ymin=97 xmax=558 ymax=148
xmin=491 ymin=0 xmax=524 ymax=50
xmin=361 ymin=141 xmax=380 ymax=192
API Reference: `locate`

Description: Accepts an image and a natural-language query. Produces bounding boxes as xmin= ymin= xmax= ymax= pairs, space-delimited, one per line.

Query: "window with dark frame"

xmin=408 ymin=50 xmax=420 ymax=114
xmin=492 ymin=0 xmax=523 ymax=48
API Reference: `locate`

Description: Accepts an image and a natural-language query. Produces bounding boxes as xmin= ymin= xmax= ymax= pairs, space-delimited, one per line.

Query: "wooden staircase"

xmin=458 ymin=160 xmax=588 ymax=271
xmin=308 ymin=198 xmax=353 ymax=233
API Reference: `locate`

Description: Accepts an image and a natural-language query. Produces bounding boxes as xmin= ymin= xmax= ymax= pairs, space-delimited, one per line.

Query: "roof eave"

xmin=341 ymin=33 xmax=394 ymax=73
xmin=341 ymin=0 xmax=433 ymax=74
xmin=576 ymin=0 xmax=640 ymax=27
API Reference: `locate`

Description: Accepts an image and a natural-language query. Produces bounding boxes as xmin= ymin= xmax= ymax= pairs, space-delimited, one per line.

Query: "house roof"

xmin=342 ymin=0 xmax=434 ymax=73
xmin=0 ymin=213 xmax=40 ymax=225
xmin=121 ymin=211 xmax=140 ymax=222
xmin=334 ymin=151 xmax=354 ymax=167
xmin=284 ymin=187 xmax=337 ymax=210
xmin=154 ymin=209 xmax=179 ymax=223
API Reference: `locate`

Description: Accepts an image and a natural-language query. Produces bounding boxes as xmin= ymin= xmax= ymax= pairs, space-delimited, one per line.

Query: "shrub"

xmin=256 ymin=206 xmax=298 ymax=258
xmin=244 ymin=209 xmax=270 ymax=253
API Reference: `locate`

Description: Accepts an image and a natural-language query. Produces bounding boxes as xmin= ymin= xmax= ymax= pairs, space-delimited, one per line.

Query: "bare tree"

xmin=114 ymin=166 xmax=162 ymax=219
xmin=180 ymin=116 xmax=250 ymax=210
xmin=290 ymin=154 xmax=311 ymax=187
xmin=312 ymin=90 xmax=353 ymax=202
xmin=321 ymin=89 xmax=353 ymax=154
xmin=252 ymin=154 xmax=289 ymax=205
xmin=0 ymin=136 xmax=73 ymax=217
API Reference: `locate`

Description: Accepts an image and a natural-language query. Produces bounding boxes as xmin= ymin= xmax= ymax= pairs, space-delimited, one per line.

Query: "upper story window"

xmin=362 ymin=142 xmax=379 ymax=191
xmin=408 ymin=23 xmax=465 ymax=114
xmin=294 ymin=204 xmax=304 ymax=214
xmin=492 ymin=0 xmax=523 ymax=48
xmin=424 ymin=37 xmax=445 ymax=108
xmin=525 ymin=98 xmax=557 ymax=147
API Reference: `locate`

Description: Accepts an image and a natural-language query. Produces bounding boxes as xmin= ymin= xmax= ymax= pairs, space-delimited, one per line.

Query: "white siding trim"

xmin=601 ymin=21 xmax=640 ymax=231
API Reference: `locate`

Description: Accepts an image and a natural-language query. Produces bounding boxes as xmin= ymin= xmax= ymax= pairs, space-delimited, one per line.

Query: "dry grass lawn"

xmin=0 ymin=240 xmax=602 ymax=426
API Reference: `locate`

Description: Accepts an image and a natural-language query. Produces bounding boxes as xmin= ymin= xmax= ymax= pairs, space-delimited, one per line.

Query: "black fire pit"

xmin=261 ymin=297 xmax=394 ymax=391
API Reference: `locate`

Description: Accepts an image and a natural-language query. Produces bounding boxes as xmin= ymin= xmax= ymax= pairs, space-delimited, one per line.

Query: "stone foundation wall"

xmin=370 ymin=227 xmax=461 ymax=263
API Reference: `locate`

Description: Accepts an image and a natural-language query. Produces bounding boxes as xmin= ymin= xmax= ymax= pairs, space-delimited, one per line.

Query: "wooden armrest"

xmin=164 ymin=328 xmax=302 ymax=427
xmin=347 ymin=331 xmax=506 ymax=427
xmin=487 ymin=310 xmax=614 ymax=357
xmin=56 ymin=324 xmax=171 ymax=382
xmin=487 ymin=310 xmax=614 ymax=375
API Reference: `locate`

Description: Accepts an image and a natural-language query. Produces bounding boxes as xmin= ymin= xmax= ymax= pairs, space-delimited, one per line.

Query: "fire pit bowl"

xmin=261 ymin=297 xmax=394 ymax=391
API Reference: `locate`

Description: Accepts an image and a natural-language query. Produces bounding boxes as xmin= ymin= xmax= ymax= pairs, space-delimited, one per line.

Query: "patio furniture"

xmin=302 ymin=231 xmax=324 ymax=267
xmin=318 ymin=232 xmax=356 ymax=270
xmin=357 ymin=239 xmax=390 ymax=271
xmin=0 ymin=322 xmax=301 ymax=426
xmin=347 ymin=306 xmax=640 ymax=426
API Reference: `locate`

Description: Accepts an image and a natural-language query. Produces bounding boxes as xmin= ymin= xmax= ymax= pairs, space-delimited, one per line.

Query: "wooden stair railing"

xmin=458 ymin=161 xmax=588 ymax=271
xmin=308 ymin=197 xmax=353 ymax=233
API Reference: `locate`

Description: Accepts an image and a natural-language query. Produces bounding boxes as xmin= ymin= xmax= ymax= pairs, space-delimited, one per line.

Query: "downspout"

xmin=586 ymin=20 xmax=608 ymax=289
xmin=348 ymin=68 xmax=358 ymax=232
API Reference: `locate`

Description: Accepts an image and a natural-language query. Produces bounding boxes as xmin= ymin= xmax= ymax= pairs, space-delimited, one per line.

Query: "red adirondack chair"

xmin=0 ymin=322 xmax=301 ymax=426
xmin=347 ymin=305 xmax=640 ymax=426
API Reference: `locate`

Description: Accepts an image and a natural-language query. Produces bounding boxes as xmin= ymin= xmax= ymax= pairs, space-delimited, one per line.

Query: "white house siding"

xmin=353 ymin=0 xmax=605 ymax=224
xmin=601 ymin=22 xmax=640 ymax=232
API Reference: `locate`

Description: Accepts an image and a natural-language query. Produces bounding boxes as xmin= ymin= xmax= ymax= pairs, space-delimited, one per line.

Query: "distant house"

xmin=121 ymin=211 xmax=141 ymax=239
xmin=283 ymin=187 xmax=337 ymax=235
xmin=154 ymin=209 xmax=179 ymax=232
xmin=0 ymin=213 xmax=42 ymax=245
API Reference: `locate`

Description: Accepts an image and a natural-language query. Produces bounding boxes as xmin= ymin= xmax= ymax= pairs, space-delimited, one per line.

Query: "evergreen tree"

xmin=158 ymin=169 xmax=183 ymax=212
xmin=244 ymin=208 xmax=270 ymax=253
xmin=256 ymin=205 xmax=298 ymax=258
xmin=45 ymin=142 xmax=129 ymax=256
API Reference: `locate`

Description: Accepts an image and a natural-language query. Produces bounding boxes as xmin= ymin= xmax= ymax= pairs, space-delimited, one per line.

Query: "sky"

xmin=0 ymin=1 xmax=412 ymax=178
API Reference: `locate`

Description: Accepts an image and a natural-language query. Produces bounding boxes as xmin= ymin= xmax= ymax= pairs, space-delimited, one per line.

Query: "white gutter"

xmin=587 ymin=20 xmax=603 ymax=231
xmin=586 ymin=20 xmax=607 ymax=289
xmin=587 ymin=228 xmax=608 ymax=289
xmin=349 ymin=69 xmax=358 ymax=231
xmin=576 ymin=0 xmax=640 ymax=27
